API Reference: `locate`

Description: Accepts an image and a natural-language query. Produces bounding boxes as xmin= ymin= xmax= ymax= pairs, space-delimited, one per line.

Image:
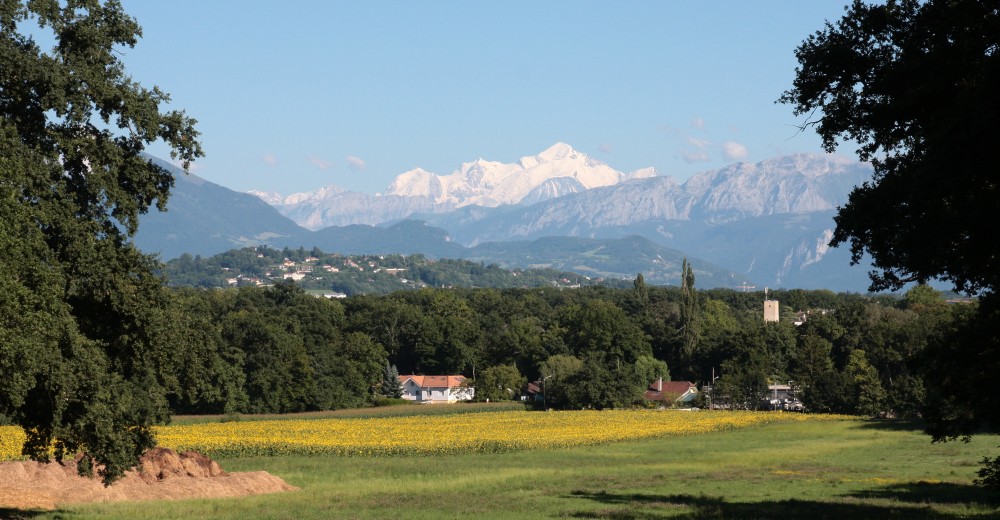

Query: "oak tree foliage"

xmin=781 ymin=0 xmax=999 ymax=441
xmin=780 ymin=0 xmax=999 ymax=295
xmin=0 ymin=0 xmax=201 ymax=484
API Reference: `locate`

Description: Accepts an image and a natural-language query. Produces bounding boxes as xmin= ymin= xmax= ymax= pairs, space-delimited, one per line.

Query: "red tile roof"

xmin=644 ymin=380 xmax=697 ymax=401
xmin=399 ymin=375 xmax=467 ymax=389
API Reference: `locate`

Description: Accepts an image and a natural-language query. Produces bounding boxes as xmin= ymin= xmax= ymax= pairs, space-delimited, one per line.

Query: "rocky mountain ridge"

xmin=429 ymin=152 xmax=870 ymax=245
xmin=252 ymin=145 xmax=868 ymax=237
xmin=252 ymin=142 xmax=658 ymax=230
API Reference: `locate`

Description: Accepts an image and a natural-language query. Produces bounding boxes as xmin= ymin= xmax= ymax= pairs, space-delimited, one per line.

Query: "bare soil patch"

xmin=0 ymin=448 xmax=296 ymax=511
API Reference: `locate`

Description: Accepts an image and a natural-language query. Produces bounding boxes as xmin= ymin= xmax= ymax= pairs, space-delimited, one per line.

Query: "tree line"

xmin=132 ymin=278 xmax=969 ymax=422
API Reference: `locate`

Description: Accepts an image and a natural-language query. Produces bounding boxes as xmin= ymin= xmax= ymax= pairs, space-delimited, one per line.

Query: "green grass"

xmin=8 ymin=418 xmax=1000 ymax=519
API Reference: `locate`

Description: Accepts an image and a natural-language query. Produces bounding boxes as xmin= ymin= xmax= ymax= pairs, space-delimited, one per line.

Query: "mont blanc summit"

xmin=383 ymin=142 xmax=654 ymax=207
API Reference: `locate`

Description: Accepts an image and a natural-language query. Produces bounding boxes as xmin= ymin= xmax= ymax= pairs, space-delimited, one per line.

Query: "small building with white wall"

xmin=398 ymin=375 xmax=474 ymax=403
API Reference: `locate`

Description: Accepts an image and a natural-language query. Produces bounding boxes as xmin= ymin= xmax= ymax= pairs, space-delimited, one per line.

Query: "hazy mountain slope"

xmin=464 ymin=235 xmax=743 ymax=288
xmin=271 ymin=220 xmax=467 ymax=258
xmin=598 ymin=212 xmax=871 ymax=292
xmin=278 ymin=192 xmax=445 ymax=230
xmin=135 ymin=158 xmax=307 ymax=260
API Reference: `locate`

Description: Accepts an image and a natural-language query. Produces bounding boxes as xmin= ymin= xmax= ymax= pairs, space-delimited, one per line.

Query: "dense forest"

xmin=150 ymin=276 xmax=968 ymax=418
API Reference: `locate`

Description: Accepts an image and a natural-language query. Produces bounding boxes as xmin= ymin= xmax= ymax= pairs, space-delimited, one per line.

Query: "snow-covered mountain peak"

xmin=385 ymin=168 xmax=441 ymax=199
xmin=536 ymin=141 xmax=577 ymax=161
xmin=379 ymin=143 xmax=647 ymax=207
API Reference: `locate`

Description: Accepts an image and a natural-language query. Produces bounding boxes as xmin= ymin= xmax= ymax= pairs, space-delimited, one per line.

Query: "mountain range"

xmin=134 ymin=145 xmax=878 ymax=291
xmin=248 ymin=142 xmax=657 ymax=230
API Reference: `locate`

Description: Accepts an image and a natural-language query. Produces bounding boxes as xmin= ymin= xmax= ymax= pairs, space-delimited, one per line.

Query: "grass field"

xmin=3 ymin=410 xmax=999 ymax=519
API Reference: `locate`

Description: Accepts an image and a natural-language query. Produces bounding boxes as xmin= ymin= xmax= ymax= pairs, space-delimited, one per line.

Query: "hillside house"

xmin=398 ymin=375 xmax=474 ymax=403
xmin=644 ymin=379 xmax=698 ymax=406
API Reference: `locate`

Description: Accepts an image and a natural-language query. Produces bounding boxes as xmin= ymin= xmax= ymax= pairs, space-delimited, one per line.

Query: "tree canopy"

xmin=0 ymin=0 xmax=201 ymax=483
xmin=780 ymin=0 xmax=999 ymax=295
xmin=781 ymin=0 xmax=999 ymax=441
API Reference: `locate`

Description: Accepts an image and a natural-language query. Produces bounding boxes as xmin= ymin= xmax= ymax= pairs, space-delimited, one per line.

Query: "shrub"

xmin=974 ymin=453 xmax=1000 ymax=492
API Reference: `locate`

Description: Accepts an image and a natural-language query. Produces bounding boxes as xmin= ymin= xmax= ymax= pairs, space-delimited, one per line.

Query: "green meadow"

xmin=7 ymin=416 xmax=999 ymax=520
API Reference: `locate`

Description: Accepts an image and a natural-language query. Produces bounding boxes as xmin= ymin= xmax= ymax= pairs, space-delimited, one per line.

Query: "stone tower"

xmin=763 ymin=288 xmax=779 ymax=322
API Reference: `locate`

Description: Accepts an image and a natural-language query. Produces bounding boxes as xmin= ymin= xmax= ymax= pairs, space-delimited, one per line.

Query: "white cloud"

xmin=681 ymin=151 xmax=710 ymax=163
xmin=345 ymin=155 xmax=366 ymax=172
xmin=309 ymin=156 xmax=334 ymax=170
xmin=687 ymin=136 xmax=710 ymax=150
xmin=691 ymin=117 xmax=705 ymax=130
xmin=599 ymin=143 xmax=614 ymax=154
xmin=721 ymin=141 xmax=749 ymax=161
xmin=263 ymin=154 xmax=278 ymax=166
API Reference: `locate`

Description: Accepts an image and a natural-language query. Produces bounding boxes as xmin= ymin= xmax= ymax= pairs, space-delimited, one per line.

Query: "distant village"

xmin=164 ymin=246 xmax=609 ymax=296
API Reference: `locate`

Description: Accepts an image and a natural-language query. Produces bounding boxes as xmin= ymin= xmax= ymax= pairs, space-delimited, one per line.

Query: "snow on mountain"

xmin=383 ymin=142 xmax=648 ymax=207
xmin=249 ymin=185 xmax=348 ymax=206
xmin=281 ymin=185 xmax=348 ymax=205
xmin=246 ymin=190 xmax=285 ymax=206
xmin=519 ymin=177 xmax=588 ymax=206
xmin=384 ymin=168 xmax=442 ymax=200
xmin=251 ymin=142 xmax=657 ymax=229
xmin=429 ymin=152 xmax=871 ymax=245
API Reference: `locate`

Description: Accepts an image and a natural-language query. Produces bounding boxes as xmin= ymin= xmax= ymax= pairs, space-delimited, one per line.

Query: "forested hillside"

xmin=152 ymin=280 xmax=967 ymax=418
xmin=162 ymin=246 xmax=624 ymax=295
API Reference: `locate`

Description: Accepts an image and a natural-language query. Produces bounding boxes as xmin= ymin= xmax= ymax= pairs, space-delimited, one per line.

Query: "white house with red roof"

xmin=398 ymin=375 xmax=474 ymax=403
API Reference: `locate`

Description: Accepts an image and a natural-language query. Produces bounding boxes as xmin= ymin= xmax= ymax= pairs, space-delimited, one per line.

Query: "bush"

xmin=974 ymin=453 xmax=1000 ymax=492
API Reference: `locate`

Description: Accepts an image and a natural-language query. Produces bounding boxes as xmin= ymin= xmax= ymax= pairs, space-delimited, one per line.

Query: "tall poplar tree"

xmin=678 ymin=259 xmax=700 ymax=376
xmin=1 ymin=0 xmax=201 ymax=483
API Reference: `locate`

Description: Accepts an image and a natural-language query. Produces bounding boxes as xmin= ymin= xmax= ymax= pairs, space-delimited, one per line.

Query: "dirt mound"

xmin=0 ymin=448 xmax=296 ymax=511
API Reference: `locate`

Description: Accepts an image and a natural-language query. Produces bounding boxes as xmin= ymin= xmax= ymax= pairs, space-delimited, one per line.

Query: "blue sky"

xmin=123 ymin=1 xmax=856 ymax=195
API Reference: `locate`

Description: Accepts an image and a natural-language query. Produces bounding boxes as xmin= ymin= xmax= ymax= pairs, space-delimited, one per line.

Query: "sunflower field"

xmin=0 ymin=410 xmax=852 ymax=460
